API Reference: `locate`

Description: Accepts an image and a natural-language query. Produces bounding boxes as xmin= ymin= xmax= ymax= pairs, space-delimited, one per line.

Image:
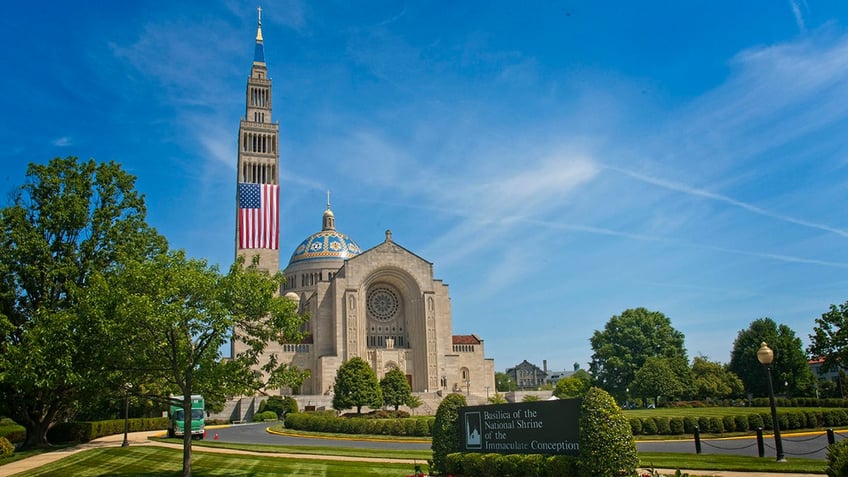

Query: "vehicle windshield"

xmin=173 ymin=409 xmax=204 ymax=421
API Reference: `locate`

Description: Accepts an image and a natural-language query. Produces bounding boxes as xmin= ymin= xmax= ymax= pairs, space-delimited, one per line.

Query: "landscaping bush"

xmin=642 ymin=417 xmax=658 ymax=435
xmin=629 ymin=417 xmax=643 ymax=435
xmin=734 ymin=415 xmax=749 ymax=432
xmin=827 ymin=439 xmax=848 ymax=477
xmin=47 ymin=417 xmax=168 ymax=444
xmin=655 ymin=416 xmax=671 ymax=435
xmin=430 ymin=393 xmax=467 ymax=475
xmin=722 ymin=415 xmax=736 ymax=432
xmin=283 ymin=396 xmax=299 ymax=415
xmin=253 ymin=411 xmax=278 ymax=422
xmin=0 ymin=436 xmax=14 ymax=458
xmin=669 ymin=417 xmax=684 ymax=434
xmin=748 ymin=413 xmax=764 ymax=429
xmin=546 ymin=455 xmax=578 ymax=477
xmin=708 ymin=416 xmax=725 ymax=433
xmin=577 ymin=387 xmax=638 ymax=477
xmin=682 ymin=416 xmax=696 ymax=433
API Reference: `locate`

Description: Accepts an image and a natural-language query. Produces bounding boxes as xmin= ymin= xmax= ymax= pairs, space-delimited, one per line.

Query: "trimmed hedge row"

xmin=629 ymin=408 xmax=848 ymax=436
xmin=47 ymin=417 xmax=169 ymax=443
xmin=750 ymin=397 xmax=848 ymax=408
xmin=284 ymin=412 xmax=434 ymax=437
xmin=444 ymin=452 xmax=577 ymax=477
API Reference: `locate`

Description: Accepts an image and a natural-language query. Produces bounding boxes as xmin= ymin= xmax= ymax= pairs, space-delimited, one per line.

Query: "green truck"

xmin=168 ymin=395 xmax=206 ymax=439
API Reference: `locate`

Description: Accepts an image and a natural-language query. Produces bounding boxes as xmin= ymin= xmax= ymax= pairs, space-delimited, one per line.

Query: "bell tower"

xmin=236 ymin=7 xmax=281 ymax=273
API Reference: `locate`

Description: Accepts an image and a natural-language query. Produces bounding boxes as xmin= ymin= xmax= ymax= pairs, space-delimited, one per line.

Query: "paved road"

xmin=213 ymin=423 xmax=845 ymax=460
xmin=211 ymin=422 xmax=431 ymax=451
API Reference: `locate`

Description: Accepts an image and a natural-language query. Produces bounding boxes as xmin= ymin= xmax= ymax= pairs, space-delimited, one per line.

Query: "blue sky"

xmin=3 ymin=1 xmax=848 ymax=373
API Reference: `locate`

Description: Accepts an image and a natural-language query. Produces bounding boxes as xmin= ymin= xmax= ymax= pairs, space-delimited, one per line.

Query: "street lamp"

xmin=466 ymin=379 xmax=471 ymax=396
xmin=121 ymin=384 xmax=131 ymax=447
xmin=757 ymin=342 xmax=785 ymax=462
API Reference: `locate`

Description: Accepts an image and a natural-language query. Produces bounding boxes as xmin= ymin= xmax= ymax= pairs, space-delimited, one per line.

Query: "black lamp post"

xmin=757 ymin=342 xmax=785 ymax=462
xmin=121 ymin=386 xmax=130 ymax=447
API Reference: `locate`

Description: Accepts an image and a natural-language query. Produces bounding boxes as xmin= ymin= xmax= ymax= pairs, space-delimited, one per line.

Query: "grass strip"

xmin=12 ymin=446 xmax=426 ymax=477
xmin=166 ymin=437 xmax=433 ymax=460
xmin=639 ymin=452 xmax=827 ymax=474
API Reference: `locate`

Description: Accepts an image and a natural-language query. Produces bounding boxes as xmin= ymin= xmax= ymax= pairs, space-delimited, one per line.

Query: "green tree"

xmin=809 ymin=301 xmax=848 ymax=383
xmin=487 ymin=392 xmax=508 ymax=404
xmin=380 ymin=367 xmax=413 ymax=411
xmin=629 ymin=357 xmax=687 ymax=406
xmin=553 ymin=369 xmax=592 ymax=399
xmin=691 ymin=356 xmax=744 ymax=401
xmin=495 ymin=372 xmax=516 ymax=392
xmin=729 ymin=318 xmax=815 ymax=398
xmin=0 ymin=157 xmax=165 ymax=449
xmin=431 ymin=393 xmax=467 ymax=475
xmin=332 ymin=357 xmax=382 ymax=414
xmin=577 ymin=387 xmax=638 ymax=477
xmin=589 ymin=307 xmax=688 ymax=400
xmin=85 ymin=251 xmax=307 ymax=477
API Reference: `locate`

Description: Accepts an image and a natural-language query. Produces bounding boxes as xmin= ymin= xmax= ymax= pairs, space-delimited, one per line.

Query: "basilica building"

xmin=230 ymin=11 xmax=494 ymax=403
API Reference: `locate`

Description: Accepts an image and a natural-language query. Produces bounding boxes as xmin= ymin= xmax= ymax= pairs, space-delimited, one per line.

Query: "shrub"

xmin=577 ymin=387 xmax=638 ymax=477
xmin=708 ymin=416 xmax=724 ymax=434
xmin=629 ymin=417 xmax=643 ymax=435
xmin=722 ymin=415 xmax=736 ymax=432
xmin=655 ymin=416 xmax=671 ymax=435
xmin=748 ymin=413 xmax=764 ymax=429
xmin=642 ymin=417 xmax=658 ymax=435
xmin=0 ymin=437 xmax=14 ymax=458
xmin=430 ymin=393 xmax=466 ymax=475
xmin=828 ymin=439 xmax=848 ymax=477
xmin=546 ymin=455 xmax=578 ymax=477
xmin=669 ymin=417 xmax=685 ymax=434
xmin=682 ymin=416 xmax=696 ymax=433
xmin=253 ymin=411 xmax=278 ymax=422
xmin=734 ymin=415 xmax=749 ymax=432
xmin=282 ymin=396 xmax=299 ymax=415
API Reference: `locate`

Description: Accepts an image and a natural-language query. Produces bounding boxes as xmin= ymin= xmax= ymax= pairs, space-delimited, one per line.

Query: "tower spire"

xmin=256 ymin=6 xmax=264 ymax=42
xmin=254 ymin=6 xmax=265 ymax=63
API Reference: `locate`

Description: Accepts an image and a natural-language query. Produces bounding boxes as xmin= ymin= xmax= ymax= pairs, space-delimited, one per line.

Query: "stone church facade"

xmin=231 ymin=11 xmax=494 ymax=405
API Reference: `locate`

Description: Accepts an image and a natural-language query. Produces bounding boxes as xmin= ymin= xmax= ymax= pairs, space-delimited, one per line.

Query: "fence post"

xmin=693 ymin=425 xmax=702 ymax=454
xmin=828 ymin=428 xmax=836 ymax=445
xmin=756 ymin=427 xmax=765 ymax=458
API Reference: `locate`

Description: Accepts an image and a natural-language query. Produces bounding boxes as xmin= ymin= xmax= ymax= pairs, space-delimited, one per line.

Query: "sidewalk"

xmin=0 ymin=431 xmax=828 ymax=477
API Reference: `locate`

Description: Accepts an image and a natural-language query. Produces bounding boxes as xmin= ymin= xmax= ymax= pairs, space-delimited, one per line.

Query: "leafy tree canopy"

xmin=809 ymin=301 xmax=848 ymax=375
xmin=629 ymin=357 xmax=688 ymax=405
xmin=84 ymin=251 xmax=308 ymax=477
xmin=495 ymin=372 xmax=515 ymax=392
xmin=332 ymin=357 xmax=382 ymax=414
xmin=729 ymin=317 xmax=815 ymax=398
xmin=589 ymin=307 xmax=688 ymax=400
xmin=691 ymin=356 xmax=745 ymax=401
xmin=0 ymin=157 xmax=166 ymax=449
xmin=553 ymin=369 xmax=592 ymax=399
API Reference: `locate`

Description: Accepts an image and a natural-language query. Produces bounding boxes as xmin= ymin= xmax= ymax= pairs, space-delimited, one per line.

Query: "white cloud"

xmin=52 ymin=136 xmax=72 ymax=147
xmin=789 ymin=0 xmax=808 ymax=33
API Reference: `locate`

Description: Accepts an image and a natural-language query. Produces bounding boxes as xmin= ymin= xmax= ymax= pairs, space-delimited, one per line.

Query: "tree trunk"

xmin=22 ymin=419 xmax=52 ymax=449
xmin=183 ymin=397 xmax=192 ymax=477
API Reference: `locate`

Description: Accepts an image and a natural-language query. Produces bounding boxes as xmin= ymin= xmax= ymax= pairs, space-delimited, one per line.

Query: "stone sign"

xmin=458 ymin=398 xmax=581 ymax=456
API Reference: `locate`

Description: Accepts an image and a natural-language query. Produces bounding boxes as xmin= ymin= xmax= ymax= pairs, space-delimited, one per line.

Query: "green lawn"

xmin=10 ymin=446 xmax=425 ymax=477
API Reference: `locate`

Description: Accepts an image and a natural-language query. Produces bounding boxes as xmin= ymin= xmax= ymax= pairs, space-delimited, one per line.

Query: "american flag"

xmin=238 ymin=182 xmax=279 ymax=250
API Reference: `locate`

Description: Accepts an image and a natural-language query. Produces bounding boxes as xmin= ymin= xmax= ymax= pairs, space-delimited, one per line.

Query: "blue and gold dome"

xmin=288 ymin=202 xmax=362 ymax=265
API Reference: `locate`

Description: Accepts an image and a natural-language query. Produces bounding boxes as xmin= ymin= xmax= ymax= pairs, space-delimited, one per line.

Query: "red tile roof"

xmin=453 ymin=334 xmax=482 ymax=345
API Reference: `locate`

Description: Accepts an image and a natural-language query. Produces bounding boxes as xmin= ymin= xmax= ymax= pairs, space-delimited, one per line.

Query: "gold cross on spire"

xmin=256 ymin=6 xmax=264 ymax=42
